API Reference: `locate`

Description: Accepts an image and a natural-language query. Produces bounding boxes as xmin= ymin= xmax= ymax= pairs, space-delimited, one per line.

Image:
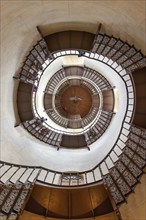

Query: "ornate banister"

xmin=10 ymin=33 xmax=146 ymax=211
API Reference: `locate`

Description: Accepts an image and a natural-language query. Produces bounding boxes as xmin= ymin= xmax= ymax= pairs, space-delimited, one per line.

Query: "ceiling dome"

xmin=58 ymin=85 xmax=92 ymax=118
xmin=1 ymin=2 xmax=146 ymax=220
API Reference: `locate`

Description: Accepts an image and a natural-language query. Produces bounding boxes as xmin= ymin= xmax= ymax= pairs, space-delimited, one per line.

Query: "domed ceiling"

xmin=1 ymin=0 xmax=145 ymax=172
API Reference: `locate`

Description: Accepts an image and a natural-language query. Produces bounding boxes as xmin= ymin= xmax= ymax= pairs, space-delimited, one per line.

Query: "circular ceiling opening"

xmin=58 ymin=85 xmax=92 ymax=118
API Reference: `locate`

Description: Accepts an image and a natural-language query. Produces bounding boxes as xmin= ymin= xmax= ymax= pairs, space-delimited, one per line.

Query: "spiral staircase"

xmin=0 ymin=27 xmax=146 ymax=220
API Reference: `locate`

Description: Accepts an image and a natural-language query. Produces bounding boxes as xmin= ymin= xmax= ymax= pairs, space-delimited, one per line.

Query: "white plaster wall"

xmin=0 ymin=1 xmax=145 ymax=170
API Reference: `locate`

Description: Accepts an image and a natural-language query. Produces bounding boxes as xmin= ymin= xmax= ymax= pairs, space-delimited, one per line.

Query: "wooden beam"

xmin=68 ymin=189 xmax=71 ymax=220
xmin=45 ymin=188 xmax=52 ymax=218
xmin=88 ymin=188 xmax=95 ymax=219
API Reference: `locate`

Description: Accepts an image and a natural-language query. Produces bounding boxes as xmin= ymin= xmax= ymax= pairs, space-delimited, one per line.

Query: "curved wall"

xmin=0 ymin=1 xmax=145 ymax=168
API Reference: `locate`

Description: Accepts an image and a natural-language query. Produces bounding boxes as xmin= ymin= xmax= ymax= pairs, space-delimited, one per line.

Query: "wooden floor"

xmin=60 ymin=85 xmax=92 ymax=118
xmin=17 ymin=82 xmax=34 ymax=122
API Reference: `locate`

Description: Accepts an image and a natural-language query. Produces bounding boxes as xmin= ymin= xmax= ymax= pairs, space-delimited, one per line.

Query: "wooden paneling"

xmin=92 ymin=94 xmax=100 ymax=107
xmin=45 ymin=31 xmax=95 ymax=52
xmin=132 ymin=67 xmax=146 ymax=128
xmin=71 ymin=188 xmax=92 ymax=218
xmin=61 ymin=135 xmax=87 ymax=148
xmin=64 ymin=66 xmax=84 ymax=77
xmin=44 ymin=94 xmax=52 ymax=109
xmin=23 ymin=183 xmax=114 ymax=219
xmin=17 ymin=82 xmax=33 ymax=122
xmin=18 ymin=210 xmax=118 ymax=220
xmin=102 ymin=90 xmax=114 ymax=112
